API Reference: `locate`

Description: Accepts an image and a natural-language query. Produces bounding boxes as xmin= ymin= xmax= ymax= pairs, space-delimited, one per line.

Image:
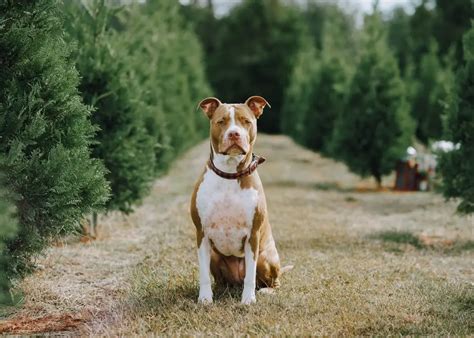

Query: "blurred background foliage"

xmin=0 ymin=176 xmax=18 ymax=305
xmin=0 ymin=0 xmax=473 ymax=303
xmin=183 ymin=0 xmax=472 ymax=209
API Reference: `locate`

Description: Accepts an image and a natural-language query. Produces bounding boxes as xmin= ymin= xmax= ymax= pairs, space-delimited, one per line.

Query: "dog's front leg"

xmin=198 ymin=236 xmax=213 ymax=304
xmin=242 ymin=236 xmax=258 ymax=304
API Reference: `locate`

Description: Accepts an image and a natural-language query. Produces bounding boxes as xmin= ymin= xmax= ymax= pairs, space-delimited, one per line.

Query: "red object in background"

xmin=394 ymin=160 xmax=418 ymax=191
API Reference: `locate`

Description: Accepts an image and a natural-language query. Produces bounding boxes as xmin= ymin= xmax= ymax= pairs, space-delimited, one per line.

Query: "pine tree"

xmin=64 ymin=1 xmax=156 ymax=213
xmin=120 ymin=0 xmax=211 ymax=169
xmin=0 ymin=179 xmax=17 ymax=305
xmin=281 ymin=43 xmax=319 ymax=144
xmin=0 ymin=0 xmax=109 ymax=277
xmin=439 ymin=24 xmax=474 ymax=214
xmin=208 ymin=0 xmax=307 ymax=133
xmin=411 ymin=41 xmax=451 ymax=144
xmin=282 ymin=16 xmax=352 ymax=155
xmin=331 ymin=13 xmax=414 ymax=187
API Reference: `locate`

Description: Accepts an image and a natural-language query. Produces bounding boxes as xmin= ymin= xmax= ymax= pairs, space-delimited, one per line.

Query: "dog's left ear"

xmin=198 ymin=97 xmax=222 ymax=119
xmin=245 ymin=96 xmax=271 ymax=119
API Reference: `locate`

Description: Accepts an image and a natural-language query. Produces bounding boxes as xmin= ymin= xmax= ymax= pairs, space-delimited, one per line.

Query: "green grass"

xmin=373 ymin=230 xmax=423 ymax=248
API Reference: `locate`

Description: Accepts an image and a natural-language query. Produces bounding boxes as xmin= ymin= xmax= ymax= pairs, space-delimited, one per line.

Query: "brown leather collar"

xmin=208 ymin=146 xmax=265 ymax=180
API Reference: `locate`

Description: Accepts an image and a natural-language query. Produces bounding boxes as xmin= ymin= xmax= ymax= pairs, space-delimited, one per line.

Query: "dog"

xmin=190 ymin=96 xmax=288 ymax=305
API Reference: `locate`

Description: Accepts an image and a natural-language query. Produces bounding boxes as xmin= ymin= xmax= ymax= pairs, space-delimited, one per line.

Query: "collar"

xmin=208 ymin=145 xmax=265 ymax=180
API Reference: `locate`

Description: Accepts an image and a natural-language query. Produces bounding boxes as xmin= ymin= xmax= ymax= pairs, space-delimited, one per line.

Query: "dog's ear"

xmin=198 ymin=97 xmax=221 ymax=119
xmin=245 ymin=96 xmax=271 ymax=119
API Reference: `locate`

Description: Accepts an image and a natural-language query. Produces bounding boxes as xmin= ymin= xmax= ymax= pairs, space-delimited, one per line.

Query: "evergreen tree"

xmin=0 ymin=179 xmax=17 ymax=305
xmin=409 ymin=1 xmax=436 ymax=65
xmin=331 ymin=13 xmax=414 ymax=187
xmin=434 ymin=0 xmax=474 ymax=65
xmin=411 ymin=41 xmax=452 ymax=144
xmin=121 ymin=0 xmax=211 ymax=168
xmin=180 ymin=1 xmax=219 ymax=76
xmin=386 ymin=7 xmax=413 ymax=74
xmin=64 ymin=1 xmax=156 ymax=213
xmin=281 ymin=43 xmax=319 ymax=144
xmin=439 ymin=25 xmax=474 ymax=214
xmin=208 ymin=0 xmax=307 ymax=133
xmin=0 ymin=0 xmax=109 ymax=277
xmin=304 ymin=1 xmax=356 ymax=55
xmin=282 ymin=18 xmax=351 ymax=155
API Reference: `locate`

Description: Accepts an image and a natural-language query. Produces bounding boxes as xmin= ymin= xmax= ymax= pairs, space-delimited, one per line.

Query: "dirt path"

xmin=1 ymin=135 xmax=472 ymax=335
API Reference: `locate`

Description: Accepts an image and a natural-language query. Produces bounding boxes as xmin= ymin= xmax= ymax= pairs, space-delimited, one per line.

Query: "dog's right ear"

xmin=198 ymin=97 xmax=221 ymax=119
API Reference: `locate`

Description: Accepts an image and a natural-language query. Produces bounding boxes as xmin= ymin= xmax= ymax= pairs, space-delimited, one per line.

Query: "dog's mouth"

xmin=221 ymin=144 xmax=247 ymax=156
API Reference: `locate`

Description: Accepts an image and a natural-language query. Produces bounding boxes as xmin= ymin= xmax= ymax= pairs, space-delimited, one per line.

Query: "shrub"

xmin=282 ymin=15 xmax=352 ymax=155
xmin=439 ymin=24 xmax=474 ymax=214
xmin=0 ymin=179 xmax=17 ymax=305
xmin=0 ymin=0 xmax=109 ymax=277
xmin=330 ymin=13 xmax=414 ymax=187
xmin=64 ymin=1 xmax=156 ymax=213
xmin=411 ymin=41 xmax=453 ymax=144
xmin=206 ymin=0 xmax=307 ymax=133
xmin=120 ymin=0 xmax=211 ymax=168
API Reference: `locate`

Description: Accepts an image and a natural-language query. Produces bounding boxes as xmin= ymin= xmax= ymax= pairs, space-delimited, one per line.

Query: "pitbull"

xmin=190 ymin=96 xmax=288 ymax=305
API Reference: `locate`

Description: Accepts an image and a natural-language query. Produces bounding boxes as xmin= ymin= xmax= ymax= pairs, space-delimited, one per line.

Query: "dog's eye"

xmin=216 ymin=119 xmax=225 ymax=125
xmin=244 ymin=119 xmax=252 ymax=125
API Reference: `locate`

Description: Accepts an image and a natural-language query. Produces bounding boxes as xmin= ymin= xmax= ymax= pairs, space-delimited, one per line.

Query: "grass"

xmin=1 ymin=135 xmax=473 ymax=335
xmin=373 ymin=230 xmax=423 ymax=248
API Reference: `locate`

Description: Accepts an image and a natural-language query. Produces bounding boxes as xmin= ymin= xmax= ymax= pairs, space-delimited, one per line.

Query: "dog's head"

xmin=198 ymin=96 xmax=270 ymax=156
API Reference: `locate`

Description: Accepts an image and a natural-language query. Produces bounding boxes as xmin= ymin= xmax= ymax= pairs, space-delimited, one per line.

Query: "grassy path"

xmin=1 ymin=135 xmax=472 ymax=335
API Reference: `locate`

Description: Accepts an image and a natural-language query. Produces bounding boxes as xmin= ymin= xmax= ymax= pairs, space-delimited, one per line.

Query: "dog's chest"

xmin=196 ymin=169 xmax=258 ymax=257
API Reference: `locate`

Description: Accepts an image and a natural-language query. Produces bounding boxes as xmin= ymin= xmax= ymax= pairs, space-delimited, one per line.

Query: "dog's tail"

xmin=280 ymin=265 xmax=294 ymax=274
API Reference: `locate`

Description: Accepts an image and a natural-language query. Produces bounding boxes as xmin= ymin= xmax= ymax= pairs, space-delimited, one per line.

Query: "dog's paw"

xmin=198 ymin=297 xmax=213 ymax=305
xmin=198 ymin=288 xmax=213 ymax=304
xmin=257 ymin=287 xmax=275 ymax=295
xmin=198 ymin=295 xmax=213 ymax=305
xmin=241 ymin=290 xmax=256 ymax=305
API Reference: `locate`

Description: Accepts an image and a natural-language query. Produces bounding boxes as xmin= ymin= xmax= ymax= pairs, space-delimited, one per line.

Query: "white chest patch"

xmin=196 ymin=168 xmax=259 ymax=257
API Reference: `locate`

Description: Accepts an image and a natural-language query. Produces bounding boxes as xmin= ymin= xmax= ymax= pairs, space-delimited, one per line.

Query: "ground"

xmin=0 ymin=135 xmax=472 ymax=335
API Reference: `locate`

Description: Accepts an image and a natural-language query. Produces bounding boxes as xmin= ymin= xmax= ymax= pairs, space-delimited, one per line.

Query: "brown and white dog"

xmin=190 ymin=96 xmax=285 ymax=305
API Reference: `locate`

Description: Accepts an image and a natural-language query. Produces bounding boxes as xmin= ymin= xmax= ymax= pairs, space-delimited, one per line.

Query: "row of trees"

xmin=184 ymin=0 xmax=473 ymax=211
xmin=0 ymin=0 xmax=210 ymax=303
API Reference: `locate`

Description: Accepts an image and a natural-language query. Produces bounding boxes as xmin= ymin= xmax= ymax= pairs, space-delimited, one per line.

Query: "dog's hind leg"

xmin=256 ymin=242 xmax=281 ymax=289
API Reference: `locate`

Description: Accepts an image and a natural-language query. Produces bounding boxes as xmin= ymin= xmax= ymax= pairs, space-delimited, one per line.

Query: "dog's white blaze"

xmin=241 ymin=239 xmax=257 ymax=304
xmin=224 ymin=105 xmax=247 ymax=142
xmin=196 ymin=167 xmax=258 ymax=258
xmin=197 ymin=236 xmax=213 ymax=303
xmin=229 ymin=106 xmax=236 ymax=126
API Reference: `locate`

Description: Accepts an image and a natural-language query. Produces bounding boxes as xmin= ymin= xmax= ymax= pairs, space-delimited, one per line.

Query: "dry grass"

xmin=1 ymin=135 xmax=473 ymax=335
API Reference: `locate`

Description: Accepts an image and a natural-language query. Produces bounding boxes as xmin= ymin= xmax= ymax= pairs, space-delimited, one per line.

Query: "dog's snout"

xmin=228 ymin=131 xmax=240 ymax=140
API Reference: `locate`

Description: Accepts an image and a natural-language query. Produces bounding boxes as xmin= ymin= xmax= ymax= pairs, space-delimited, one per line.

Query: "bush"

xmin=206 ymin=0 xmax=307 ymax=133
xmin=331 ymin=13 xmax=414 ymax=186
xmin=439 ymin=24 xmax=474 ymax=214
xmin=411 ymin=41 xmax=453 ymax=144
xmin=0 ymin=0 xmax=109 ymax=277
xmin=282 ymin=15 xmax=352 ymax=155
xmin=120 ymin=0 xmax=211 ymax=168
xmin=0 ymin=180 xmax=17 ymax=305
xmin=64 ymin=1 xmax=156 ymax=213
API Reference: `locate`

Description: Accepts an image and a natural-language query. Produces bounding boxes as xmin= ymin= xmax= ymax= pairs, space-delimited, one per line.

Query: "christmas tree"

xmin=64 ymin=1 xmax=156 ymax=213
xmin=331 ymin=13 xmax=414 ymax=187
xmin=0 ymin=0 xmax=109 ymax=277
xmin=439 ymin=24 xmax=474 ymax=214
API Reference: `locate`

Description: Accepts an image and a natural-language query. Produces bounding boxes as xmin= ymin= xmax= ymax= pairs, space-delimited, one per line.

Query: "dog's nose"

xmin=228 ymin=131 xmax=240 ymax=140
